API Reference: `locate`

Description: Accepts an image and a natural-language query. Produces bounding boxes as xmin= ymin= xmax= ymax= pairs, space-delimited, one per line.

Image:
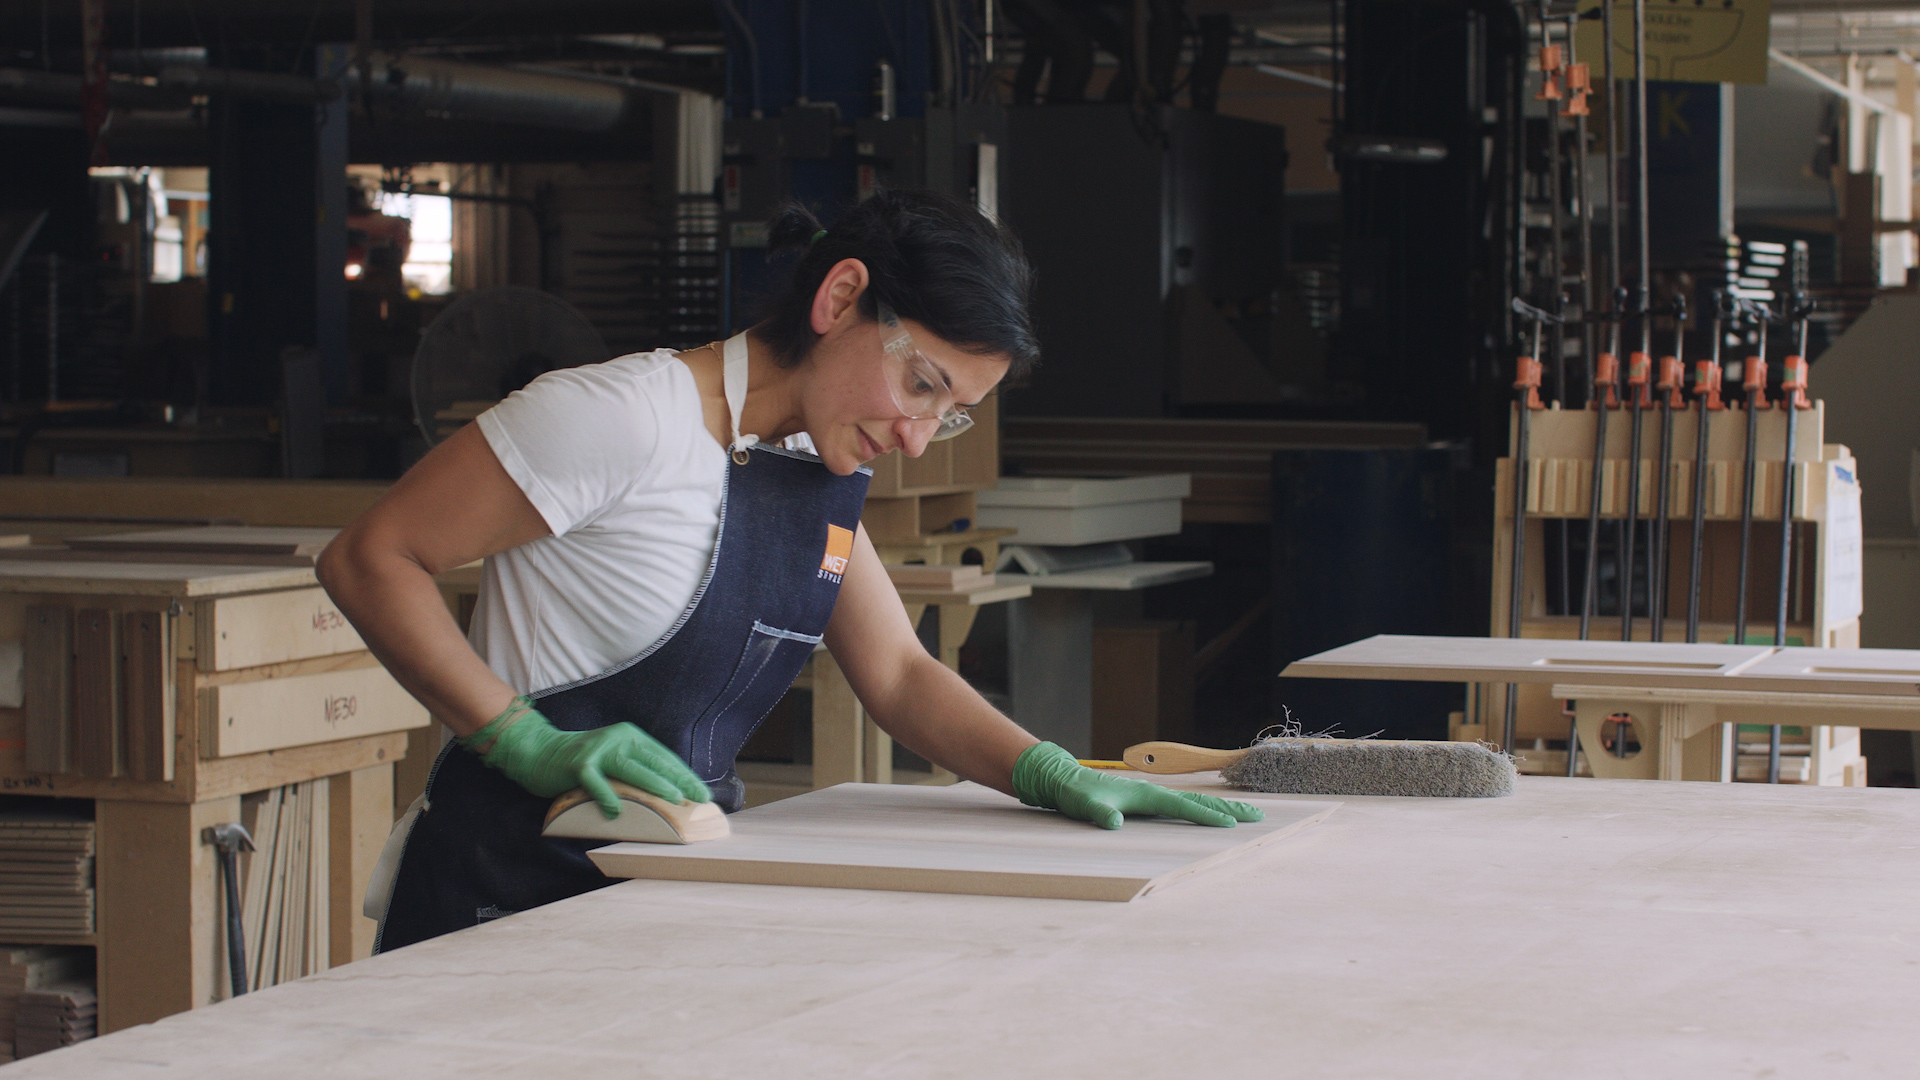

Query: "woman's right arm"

xmin=316 ymin=422 xmax=550 ymax=738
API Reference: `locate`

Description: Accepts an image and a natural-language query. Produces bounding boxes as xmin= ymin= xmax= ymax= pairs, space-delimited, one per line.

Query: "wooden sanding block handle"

xmin=1122 ymin=742 xmax=1247 ymax=774
xmin=542 ymin=781 xmax=729 ymax=844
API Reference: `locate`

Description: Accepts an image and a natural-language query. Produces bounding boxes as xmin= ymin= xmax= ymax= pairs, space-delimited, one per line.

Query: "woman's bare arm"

xmin=316 ymin=422 xmax=550 ymax=737
xmin=821 ymin=525 xmax=1037 ymax=795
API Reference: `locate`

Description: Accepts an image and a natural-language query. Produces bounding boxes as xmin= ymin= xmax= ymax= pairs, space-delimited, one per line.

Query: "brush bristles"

xmin=1220 ymin=739 xmax=1517 ymax=798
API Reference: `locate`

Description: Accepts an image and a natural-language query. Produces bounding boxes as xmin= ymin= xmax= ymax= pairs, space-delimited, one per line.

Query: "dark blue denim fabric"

xmin=377 ymin=444 xmax=870 ymax=951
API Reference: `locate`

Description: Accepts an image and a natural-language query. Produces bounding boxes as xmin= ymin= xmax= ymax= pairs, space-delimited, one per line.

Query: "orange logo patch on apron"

xmin=819 ymin=523 xmax=854 ymax=576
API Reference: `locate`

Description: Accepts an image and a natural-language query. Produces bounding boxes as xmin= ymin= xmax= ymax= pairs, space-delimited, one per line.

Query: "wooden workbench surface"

xmin=9 ymin=776 xmax=1918 ymax=1078
xmin=0 ymin=559 xmax=316 ymax=597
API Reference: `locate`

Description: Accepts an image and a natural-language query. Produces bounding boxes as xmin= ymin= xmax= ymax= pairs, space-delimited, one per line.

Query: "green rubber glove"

xmin=462 ymin=697 xmax=711 ymax=818
xmin=1011 ymin=742 xmax=1264 ymax=830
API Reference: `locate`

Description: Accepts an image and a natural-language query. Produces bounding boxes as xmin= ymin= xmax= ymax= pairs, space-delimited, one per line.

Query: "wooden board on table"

xmin=591 ymin=781 xmax=1337 ymax=902
xmin=64 ymin=526 xmax=339 ymax=561
xmin=1284 ymin=634 xmax=1920 ymax=698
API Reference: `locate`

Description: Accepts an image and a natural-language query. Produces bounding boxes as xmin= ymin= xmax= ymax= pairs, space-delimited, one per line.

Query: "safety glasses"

xmin=876 ymin=302 xmax=974 ymax=442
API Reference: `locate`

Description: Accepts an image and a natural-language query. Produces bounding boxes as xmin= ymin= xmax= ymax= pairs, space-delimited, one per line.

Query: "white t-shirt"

xmin=471 ymin=350 xmax=727 ymax=694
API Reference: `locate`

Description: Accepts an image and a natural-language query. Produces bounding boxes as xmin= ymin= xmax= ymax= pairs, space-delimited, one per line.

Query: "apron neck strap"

xmin=722 ymin=332 xmax=757 ymax=464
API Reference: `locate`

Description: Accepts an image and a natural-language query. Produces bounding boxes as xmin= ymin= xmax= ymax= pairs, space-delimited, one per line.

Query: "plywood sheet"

xmin=1283 ymin=634 xmax=1920 ymax=697
xmin=589 ymin=782 xmax=1336 ymax=902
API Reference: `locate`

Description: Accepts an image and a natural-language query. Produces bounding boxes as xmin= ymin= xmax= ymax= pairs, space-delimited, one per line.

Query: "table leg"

xmin=1007 ymin=591 xmax=1094 ymax=757
xmin=811 ymin=651 xmax=863 ymax=788
xmin=330 ymin=763 xmax=393 ymax=966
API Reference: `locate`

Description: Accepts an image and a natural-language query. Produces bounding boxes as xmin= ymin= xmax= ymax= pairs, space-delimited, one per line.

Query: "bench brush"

xmin=1123 ymin=738 xmax=1516 ymax=798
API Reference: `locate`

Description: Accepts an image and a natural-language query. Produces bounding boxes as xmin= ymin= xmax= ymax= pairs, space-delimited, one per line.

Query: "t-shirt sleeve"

xmin=476 ymin=359 xmax=676 ymax=536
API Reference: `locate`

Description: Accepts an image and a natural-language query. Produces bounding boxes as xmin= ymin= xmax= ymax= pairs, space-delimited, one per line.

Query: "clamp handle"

xmin=1591 ymin=352 xmax=1620 ymax=409
xmin=1743 ymin=354 xmax=1771 ymax=410
xmin=1562 ymin=62 xmax=1591 ymax=116
xmin=1692 ymin=359 xmax=1725 ymax=411
xmin=1514 ymin=356 xmax=1545 ymax=410
xmin=1656 ymin=355 xmax=1685 ymax=408
xmin=1535 ymin=44 xmax=1564 ymax=100
xmin=1779 ymin=354 xmax=1811 ymax=409
xmin=1626 ymin=351 xmax=1652 ymax=407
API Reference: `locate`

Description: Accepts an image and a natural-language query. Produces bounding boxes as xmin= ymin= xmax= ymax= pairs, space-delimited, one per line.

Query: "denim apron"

xmin=375 ymin=334 xmax=871 ymax=952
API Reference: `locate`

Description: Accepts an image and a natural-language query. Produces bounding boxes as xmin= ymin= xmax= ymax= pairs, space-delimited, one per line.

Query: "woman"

xmin=320 ymin=191 xmax=1261 ymax=951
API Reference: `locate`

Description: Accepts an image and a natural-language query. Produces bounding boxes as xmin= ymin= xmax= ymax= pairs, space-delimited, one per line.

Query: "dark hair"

xmin=758 ymin=190 xmax=1038 ymax=380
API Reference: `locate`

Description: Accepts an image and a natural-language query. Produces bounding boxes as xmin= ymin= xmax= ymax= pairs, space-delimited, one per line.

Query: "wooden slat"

xmin=22 ymin=605 xmax=72 ymax=775
xmin=195 ymin=588 xmax=366 ymax=672
xmin=122 ymin=611 xmax=174 ymax=783
xmin=72 ymin=609 xmax=122 ymax=778
xmin=195 ymin=733 xmax=409 ymax=803
xmin=198 ymin=665 xmax=429 ymax=758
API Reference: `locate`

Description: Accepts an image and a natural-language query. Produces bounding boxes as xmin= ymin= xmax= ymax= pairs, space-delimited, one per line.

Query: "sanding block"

xmin=542 ymin=781 xmax=730 ymax=844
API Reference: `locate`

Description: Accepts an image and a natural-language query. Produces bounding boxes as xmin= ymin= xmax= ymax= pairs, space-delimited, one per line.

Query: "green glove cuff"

xmin=460 ymin=695 xmax=551 ymax=769
xmin=1011 ymin=741 xmax=1081 ymax=810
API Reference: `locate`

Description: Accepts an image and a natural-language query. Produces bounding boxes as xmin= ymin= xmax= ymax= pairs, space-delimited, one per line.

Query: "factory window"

xmin=376 ymin=189 xmax=456 ymax=297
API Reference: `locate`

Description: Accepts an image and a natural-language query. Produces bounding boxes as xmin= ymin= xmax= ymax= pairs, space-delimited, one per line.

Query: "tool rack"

xmin=0 ymin=556 xmax=422 ymax=1034
xmin=1489 ymin=401 xmax=1866 ymax=783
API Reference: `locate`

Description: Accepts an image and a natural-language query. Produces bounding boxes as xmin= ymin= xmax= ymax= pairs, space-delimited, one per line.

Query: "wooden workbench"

xmin=8 ymin=774 xmax=1916 ymax=1077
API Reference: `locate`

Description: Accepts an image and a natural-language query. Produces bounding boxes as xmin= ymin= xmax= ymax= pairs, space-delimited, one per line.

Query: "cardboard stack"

xmin=0 ymin=814 xmax=94 ymax=941
xmin=14 ymin=983 xmax=96 ymax=1058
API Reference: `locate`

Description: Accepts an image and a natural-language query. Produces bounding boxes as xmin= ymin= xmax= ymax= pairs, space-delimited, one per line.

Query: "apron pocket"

xmin=686 ymin=620 xmax=822 ymax=779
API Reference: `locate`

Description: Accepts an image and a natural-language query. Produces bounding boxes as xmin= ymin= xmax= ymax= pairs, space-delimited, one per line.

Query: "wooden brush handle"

xmin=1122 ymin=742 xmax=1246 ymax=774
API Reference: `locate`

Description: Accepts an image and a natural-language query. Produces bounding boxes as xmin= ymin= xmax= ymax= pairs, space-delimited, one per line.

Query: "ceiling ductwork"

xmin=6 ymin=52 xmax=635 ymax=133
xmin=344 ymin=52 xmax=631 ymax=132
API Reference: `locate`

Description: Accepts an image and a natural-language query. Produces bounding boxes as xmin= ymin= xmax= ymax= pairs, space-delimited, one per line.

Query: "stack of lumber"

xmin=0 ymin=815 xmax=94 ymax=942
xmin=0 ymin=947 xmax=88 ymax=1063
xmin=13 ymin=983 xmax=95 ymax=1057
xmin=1000 ymin=416 xmax=1428 ymax=524
xmin=241 ymin=780 xmax=331 ymax=991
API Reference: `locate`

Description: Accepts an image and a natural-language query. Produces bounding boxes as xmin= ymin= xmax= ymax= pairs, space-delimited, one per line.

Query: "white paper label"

xmin=1823 ymin=463 xmax=1864 ymax=627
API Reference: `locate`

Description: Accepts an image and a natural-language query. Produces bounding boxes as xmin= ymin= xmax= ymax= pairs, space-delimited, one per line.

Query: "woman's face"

xmin=800 ymin=310 xmax=1010 ymax=477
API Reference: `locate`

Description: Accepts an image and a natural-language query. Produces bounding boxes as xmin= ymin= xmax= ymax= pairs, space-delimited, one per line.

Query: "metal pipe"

xmin=1686 ymin=296 xmax=1723 ymax=644
xmin=1769 ymin=311 xmax=1809 ymax=785
xmin=1734 ymin=311 xmax=1767 ymax=645
xmin=344 ymin=52 xmax=630 ymax=131
xmin=1505 ymin=319 xmax=1545 ymax=755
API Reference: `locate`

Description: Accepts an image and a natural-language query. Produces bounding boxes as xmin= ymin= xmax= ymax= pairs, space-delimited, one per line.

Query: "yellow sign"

xmin=1574 ymin=0 xmax=1771 ymax=86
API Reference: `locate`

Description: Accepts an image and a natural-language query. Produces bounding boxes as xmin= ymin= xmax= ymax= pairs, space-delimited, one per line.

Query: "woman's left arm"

xmin=820 ymin=524 xmax=1035 ymax=794
xmin=822 ymin=526 xmax=1263 ymax=833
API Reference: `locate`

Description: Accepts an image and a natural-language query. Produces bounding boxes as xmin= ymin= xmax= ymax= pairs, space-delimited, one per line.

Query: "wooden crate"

xmin=1487 ymin=401 xmax=1865 ymax=783
xmin=0 ymin=559 xmax=403 ymax=1034
xmin=0 ymin=561 xmax=423 ymax=801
